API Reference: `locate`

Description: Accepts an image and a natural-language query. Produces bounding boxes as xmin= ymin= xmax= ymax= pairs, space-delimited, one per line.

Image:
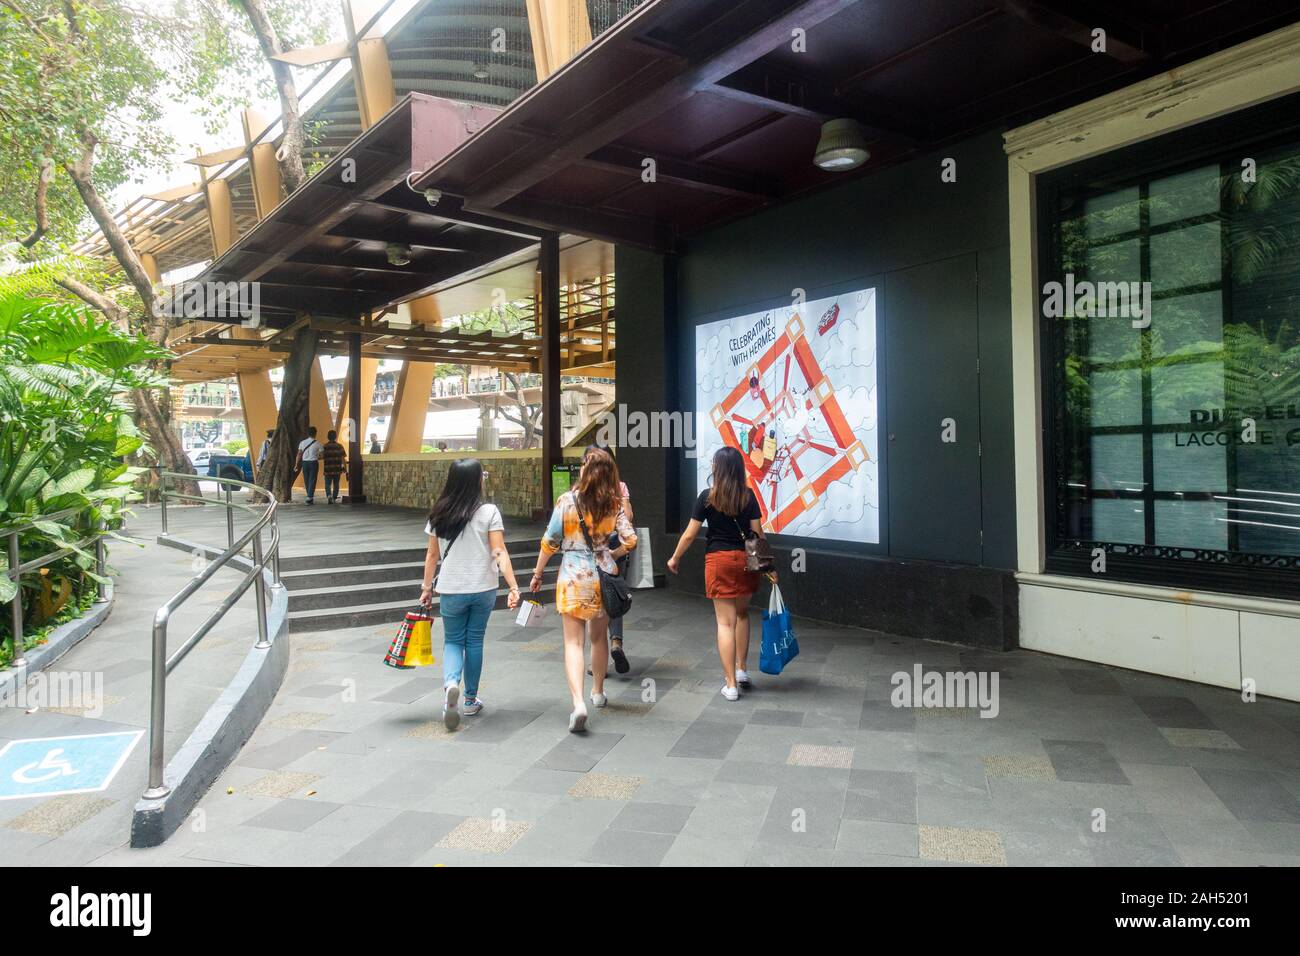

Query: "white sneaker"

xmin=721 ymin=684 xmax=740 ymax=701
xmin=443 ymin=684 xmax=460 ymax=731
xmin=590 ymin=692 xmax=607 ymax=708
xmin=462 ymin=697 xmax=483 ymax=717
xmin=736 ymin=668 xmax=751 ymax=689
xmin=569 ymin=703 xmax=589 ymax=733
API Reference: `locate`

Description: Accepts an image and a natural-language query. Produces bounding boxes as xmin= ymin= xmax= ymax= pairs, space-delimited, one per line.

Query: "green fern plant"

xmin=0 ymin=293 xmax=167 ymax=618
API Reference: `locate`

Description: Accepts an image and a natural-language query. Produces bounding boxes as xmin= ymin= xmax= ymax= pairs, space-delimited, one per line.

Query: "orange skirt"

xmin=704 ymin=549 xmax=759 ymax=599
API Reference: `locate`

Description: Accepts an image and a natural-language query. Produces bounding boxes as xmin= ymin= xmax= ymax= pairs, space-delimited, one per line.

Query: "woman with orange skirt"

xmin=667 ymin=446 xmax=774 ymax=700
xmin=530 ymin=448 xmax=637 ymax=732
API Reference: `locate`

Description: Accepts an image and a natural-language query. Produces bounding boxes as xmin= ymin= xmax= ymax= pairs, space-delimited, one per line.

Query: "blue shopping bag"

xmin=760 ymin=584 xmax=799 ymax=675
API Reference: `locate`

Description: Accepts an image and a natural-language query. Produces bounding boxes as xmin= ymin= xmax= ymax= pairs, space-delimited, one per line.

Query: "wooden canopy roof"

xmin=410 ymin=0 xmax=1300 ymax=250
xmin=185 ymin=93 xmax=546 ymax=327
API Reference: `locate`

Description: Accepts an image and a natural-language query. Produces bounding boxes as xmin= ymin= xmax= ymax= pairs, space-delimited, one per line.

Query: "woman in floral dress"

xmin=529 ymin=448 xmax=637 ymax=732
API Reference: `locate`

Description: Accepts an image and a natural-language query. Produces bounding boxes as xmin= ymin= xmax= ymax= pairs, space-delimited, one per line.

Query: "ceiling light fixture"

xmin=814 ymin=119 xmax=870 ymax=172
xmin=386 ymin=242 xmax=412 ymax=267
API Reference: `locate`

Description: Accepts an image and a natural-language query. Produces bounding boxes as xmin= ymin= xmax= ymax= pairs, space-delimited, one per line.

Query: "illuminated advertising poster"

xmin=695 ymin=288 xmax=880 ymax=543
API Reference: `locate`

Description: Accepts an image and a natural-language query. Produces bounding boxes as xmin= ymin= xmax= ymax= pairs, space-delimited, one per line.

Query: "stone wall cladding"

xmin=365 ymin=455 xmax=581 ymax=519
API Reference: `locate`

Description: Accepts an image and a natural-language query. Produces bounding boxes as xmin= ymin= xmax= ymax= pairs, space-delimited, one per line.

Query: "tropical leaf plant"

xmin=0 ymin=292 xmax=164 ymax=643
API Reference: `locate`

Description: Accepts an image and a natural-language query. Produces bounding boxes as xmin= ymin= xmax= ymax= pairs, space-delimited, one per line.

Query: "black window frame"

xmin=1036 ymin=90 xmax=1300 ymax=600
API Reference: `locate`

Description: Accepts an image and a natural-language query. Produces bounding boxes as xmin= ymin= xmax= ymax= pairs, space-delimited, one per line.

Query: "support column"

xmin=386 ymin=295 xmax=441 ymax=454
xmin=202 ymin=174 xmax=237 ymax=256
xmin=525 ymin=0 xmax=593 ymax=82
xmin=344 ymin=332 xmax=366 ymax=503
xmin=387 ymin=361 xmax=436 ymax=453
xmin=242 ymin=108 xmax=284 ymax=220
xmin=540 ymin=232 xmax=562 ymax=509
xmin=347 ymin=0 xmax=397 ymax=130
xmin=336 ymin=355 xmax=378 ymax=440
xmin=238 ymin=369 xmax=278 ymax=481
xmin=309 ymin=358 xmax=333 ymax=437
xmin=139 ymin=253 xmax=162 ymax=283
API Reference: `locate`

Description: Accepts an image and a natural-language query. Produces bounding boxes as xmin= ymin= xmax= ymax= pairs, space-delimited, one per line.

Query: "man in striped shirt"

xmin=321 ymin=429 xmax=347 ymax=504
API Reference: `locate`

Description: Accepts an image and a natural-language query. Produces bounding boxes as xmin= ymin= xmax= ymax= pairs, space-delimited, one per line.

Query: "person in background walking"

xmin=368 ymin=433 xmax=382 ymax=455
xmin=584 ymin=444 xmax=633 ymax=676
xmin=419 ymin=459 xmax=522 ymax=730
xmin=256 ymin=429 xmax=274 ymax=472
xmin=530 ymin=448 xmax=636 ymax=732
xmin=295 ymin=426 xmax=324 ymax=505
xmin=321 ymin=429 xmax=347 ymax=504
xmin=666 ymin=446 xmax=774 ymax=700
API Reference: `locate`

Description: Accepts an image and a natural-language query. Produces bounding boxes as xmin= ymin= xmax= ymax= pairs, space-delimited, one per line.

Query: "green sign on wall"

xmin=552 ymin=463 xmax=581 ymax=501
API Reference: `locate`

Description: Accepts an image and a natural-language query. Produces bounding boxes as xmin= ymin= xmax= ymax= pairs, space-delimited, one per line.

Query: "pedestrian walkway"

xmin=87 ymin=575 xmax=1300 ymax=866
xmin=0 ymin=522 xmax=262 ymax=864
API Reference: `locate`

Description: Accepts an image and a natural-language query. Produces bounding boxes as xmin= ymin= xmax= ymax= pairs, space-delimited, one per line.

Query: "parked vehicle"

xmin=187 ymin=447 xmax=221 ymax=472
xmin=206 ymin=452 xmax=254 ymax=483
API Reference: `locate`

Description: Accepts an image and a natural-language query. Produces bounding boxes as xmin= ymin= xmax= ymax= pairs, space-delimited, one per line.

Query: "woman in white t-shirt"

xmin=419 ymin=458 xmax=521 ymax=730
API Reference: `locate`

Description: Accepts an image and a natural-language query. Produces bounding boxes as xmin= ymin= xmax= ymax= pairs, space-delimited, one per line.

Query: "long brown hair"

xmin=708 ymin=446 xmax=751 ymax=516
xmin=575 ymin=447 xmax=620 ymax=524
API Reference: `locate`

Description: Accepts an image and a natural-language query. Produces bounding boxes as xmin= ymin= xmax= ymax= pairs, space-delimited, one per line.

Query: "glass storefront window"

xmin=1041 ymin=122 xmax=1300 ymax=596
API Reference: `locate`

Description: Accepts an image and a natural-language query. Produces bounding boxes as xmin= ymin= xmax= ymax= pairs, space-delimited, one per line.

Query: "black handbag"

xmin=576 ymin=510 xmax=632 ymax=619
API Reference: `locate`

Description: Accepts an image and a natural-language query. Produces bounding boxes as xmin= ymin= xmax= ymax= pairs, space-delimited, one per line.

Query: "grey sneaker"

xmin=462 ymin=697 xmax=483 ymax=717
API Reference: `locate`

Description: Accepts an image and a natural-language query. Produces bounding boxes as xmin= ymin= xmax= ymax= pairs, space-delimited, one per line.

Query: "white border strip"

xmin=1017 ymin=572 xmax=1300 ymax=619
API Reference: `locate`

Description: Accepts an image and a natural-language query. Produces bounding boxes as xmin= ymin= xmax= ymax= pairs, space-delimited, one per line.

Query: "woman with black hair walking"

xmin=666 ymin=446 xmax=774 ymax=700
xmin=420 ymin=458 xmax=522 ymax=730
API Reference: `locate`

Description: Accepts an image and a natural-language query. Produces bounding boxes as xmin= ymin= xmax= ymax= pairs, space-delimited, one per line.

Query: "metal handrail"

xmin=4 ymin=505 xmax=109 ymax=666
xmin=145 ymin=471 xmax=282 ymax=800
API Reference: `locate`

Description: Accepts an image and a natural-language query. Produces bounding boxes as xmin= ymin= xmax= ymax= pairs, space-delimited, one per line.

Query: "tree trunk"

xmin=503 ymin=372 xmax=542 ymax=448
xmin=19 ymin=156 xmax=53 ymax=247
xmin=132 ymin=387 xmax=195 ymax=494
xmin=258 ymin=327 xmax=318 ymax=503
xmin=65 ymin=133 xmax=165 ymax=329
xmin=54 ymin=277 xmax=201 ymax=499
xmin=237 ymin=0 xmax=307 ymax=193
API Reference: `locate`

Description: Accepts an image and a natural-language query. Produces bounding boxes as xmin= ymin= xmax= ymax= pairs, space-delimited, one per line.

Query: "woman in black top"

xmin=666 ymin=446 xmax=775 ymax=700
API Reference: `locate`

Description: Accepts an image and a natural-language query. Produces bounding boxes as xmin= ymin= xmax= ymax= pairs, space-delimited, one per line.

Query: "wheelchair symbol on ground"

xmin=0 ymin=731 xmax=143 ymax=800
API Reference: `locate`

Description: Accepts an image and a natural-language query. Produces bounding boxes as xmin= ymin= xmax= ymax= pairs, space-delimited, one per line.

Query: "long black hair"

xmin=427 ymin=458 xmax=484 ymax=542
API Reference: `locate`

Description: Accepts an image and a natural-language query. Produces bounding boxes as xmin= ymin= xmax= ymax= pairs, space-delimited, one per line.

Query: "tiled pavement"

xmin=7 ymin=501 xmax=1300 ymax=866
xmin=0 ymin=524 xmax=261 ymax=864
xmin=86 ymin=586 xmax=1300 ymax=867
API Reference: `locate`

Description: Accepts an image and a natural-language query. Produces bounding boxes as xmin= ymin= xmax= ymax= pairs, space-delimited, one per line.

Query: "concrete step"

xmin=287 ymin=582 xmax=558 ymax=633
xmin=282 ymin=559 xmax=553 ymax=592
xmin=282 ymin=561 xmax=421 ymax=590
xmin=278 ymin=536 xmax=539 ymax=573
xmin=286 ymin=566 xmax=560 ymax=611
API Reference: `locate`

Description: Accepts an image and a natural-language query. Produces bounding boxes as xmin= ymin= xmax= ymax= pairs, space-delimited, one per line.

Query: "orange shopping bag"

xmin=384 ymin=606 xmax=437 ymax=668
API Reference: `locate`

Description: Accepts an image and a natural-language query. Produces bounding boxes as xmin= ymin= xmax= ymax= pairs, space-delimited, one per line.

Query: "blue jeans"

xmin=324 ymin=473 xmax=340 ymax=500
xmin=440 ymin=589 xmax=495 ymax=700
xmin=301 ymin=460 xmax=319 ymax=500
